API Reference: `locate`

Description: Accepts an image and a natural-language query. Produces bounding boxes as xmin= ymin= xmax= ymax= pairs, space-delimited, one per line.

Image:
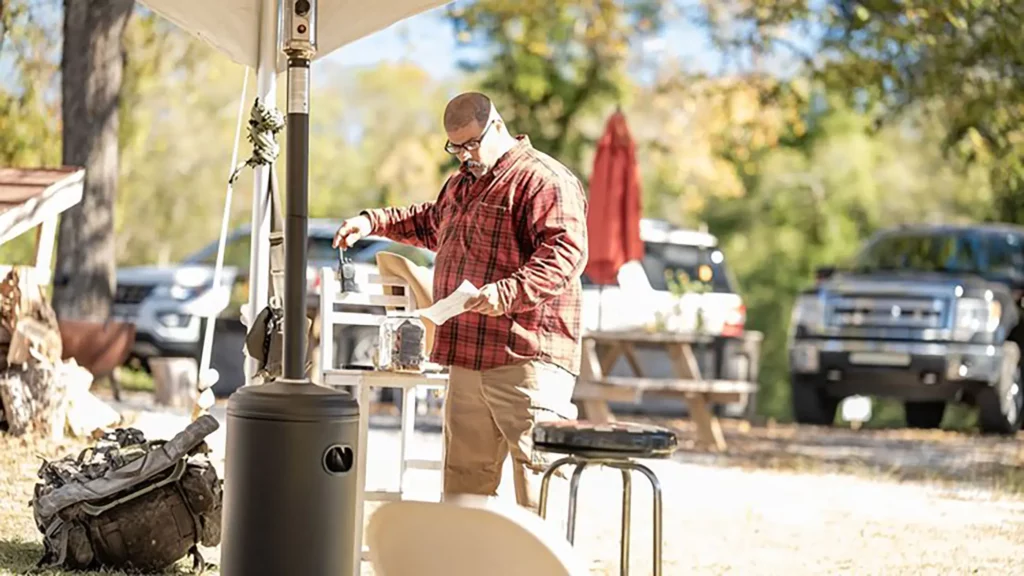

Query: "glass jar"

xmin=376 ymin=312 xmax=427 ymax=373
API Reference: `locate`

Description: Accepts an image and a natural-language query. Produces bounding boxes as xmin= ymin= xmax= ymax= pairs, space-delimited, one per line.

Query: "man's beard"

xmin=463 ymin=160 xmax=488 ymax=177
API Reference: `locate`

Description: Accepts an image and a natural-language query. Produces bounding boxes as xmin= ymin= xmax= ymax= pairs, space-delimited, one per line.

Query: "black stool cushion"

xmin=532 ymin=421 xmax=678 ymax=459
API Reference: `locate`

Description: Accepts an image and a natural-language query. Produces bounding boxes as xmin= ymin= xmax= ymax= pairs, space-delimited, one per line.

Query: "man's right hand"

xmin=332 ymin=215 xmax=372 ymax=249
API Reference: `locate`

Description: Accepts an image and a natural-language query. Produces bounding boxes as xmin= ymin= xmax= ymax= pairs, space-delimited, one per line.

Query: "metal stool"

xmin=534 ymin=421 xmax=678 ymax=576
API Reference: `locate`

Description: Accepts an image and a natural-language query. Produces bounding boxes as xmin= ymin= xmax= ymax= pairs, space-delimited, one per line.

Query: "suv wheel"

xmin=904 ymin=401 xmax=945 ymax=429
xmin=977 ymin=342 xmax=1023 ymax=435
xmin=791 ymin=375 xmax=839 ymax=426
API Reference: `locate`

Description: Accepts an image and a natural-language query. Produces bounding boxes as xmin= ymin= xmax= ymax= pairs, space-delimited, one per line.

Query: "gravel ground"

xmin=2 ymin=397 xmax=1023 ymax=575
xmin=351 ymin=415 xmax=1024 ymax=576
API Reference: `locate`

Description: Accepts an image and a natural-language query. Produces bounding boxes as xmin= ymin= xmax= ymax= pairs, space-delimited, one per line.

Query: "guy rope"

xmin=191 ymin=69 xmax=286 ymax=421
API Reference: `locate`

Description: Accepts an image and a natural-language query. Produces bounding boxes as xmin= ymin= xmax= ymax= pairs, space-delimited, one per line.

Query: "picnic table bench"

xmin=573 ymin=329 xmax=760 ymax=451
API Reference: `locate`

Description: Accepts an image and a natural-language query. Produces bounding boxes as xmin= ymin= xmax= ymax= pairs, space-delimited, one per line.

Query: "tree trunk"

xmin=53 ymin=0 xmax=133 ymax=321
xmin=0 ymin=1 xmax=7 ymax=48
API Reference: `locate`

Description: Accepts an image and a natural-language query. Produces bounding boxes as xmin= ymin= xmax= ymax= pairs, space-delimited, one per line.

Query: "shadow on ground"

xmin=654 ymin=418 xmax=1024 ymax=493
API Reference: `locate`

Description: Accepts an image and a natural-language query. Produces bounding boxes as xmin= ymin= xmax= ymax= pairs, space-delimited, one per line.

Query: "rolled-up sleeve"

xmin=361 ymin=202 xmax=439 ymax=250
xmin=495 ymin=175 xmax=588 ymax=314
xmin=360 ymin=178 xmax=453 ymax=251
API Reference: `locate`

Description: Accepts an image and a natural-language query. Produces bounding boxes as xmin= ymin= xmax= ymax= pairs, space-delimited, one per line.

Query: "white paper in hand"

xmin=418 ymin=280 xmax=480 ymax=326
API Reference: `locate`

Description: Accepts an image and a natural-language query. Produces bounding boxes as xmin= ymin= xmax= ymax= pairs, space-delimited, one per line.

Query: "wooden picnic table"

xmin=573 ymin=329 xmax=759 ymax=451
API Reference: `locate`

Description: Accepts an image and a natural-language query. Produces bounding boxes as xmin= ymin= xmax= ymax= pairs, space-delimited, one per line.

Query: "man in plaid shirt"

xmin=334 ymin=92 xmax=588 ymax=510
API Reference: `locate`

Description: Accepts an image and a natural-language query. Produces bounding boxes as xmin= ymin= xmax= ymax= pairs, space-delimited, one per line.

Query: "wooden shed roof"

xmin=0 ymin=167 xmax=84 ymax=246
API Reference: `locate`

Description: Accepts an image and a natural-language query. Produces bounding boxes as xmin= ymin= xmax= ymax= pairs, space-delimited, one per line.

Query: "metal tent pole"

xmin=243 ymin=0 xmax=279 ymax=385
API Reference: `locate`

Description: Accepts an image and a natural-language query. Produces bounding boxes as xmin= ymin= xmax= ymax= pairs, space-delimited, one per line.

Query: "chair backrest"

xmin=319 ymin=251 xmax=439 ymax=375
xmin=366 ymin=496 xmax=587 ymax=576
xmin=318 ymin=265 xmax=415 ymax=373
xmin=320 ymin=267 xmax=416 ymax=322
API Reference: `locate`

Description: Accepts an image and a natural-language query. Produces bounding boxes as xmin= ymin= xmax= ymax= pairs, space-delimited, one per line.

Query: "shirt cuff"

xmin=495 ymin=277 xmax=520 ymax=314
xmin=360 ymin=209 xmax=385 ymax=235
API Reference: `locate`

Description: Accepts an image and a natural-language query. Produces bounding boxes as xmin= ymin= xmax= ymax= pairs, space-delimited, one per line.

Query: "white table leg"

xmin=352 ymin=383 xmax=371 ymax=574
xmin=400 ymin=386 xmax=417 ymax=496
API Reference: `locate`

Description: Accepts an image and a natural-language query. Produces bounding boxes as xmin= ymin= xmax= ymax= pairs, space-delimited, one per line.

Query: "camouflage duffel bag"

xmin=31 ymin=415 xmax=223 ymax=573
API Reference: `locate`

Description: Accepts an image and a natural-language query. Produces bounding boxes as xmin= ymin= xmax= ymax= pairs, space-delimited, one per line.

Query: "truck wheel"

xmin=791 ymin=375 xmax=839 ymax=426
xmin=904 ymin=401 xmax=945 ymax=429
xmin=977 ymin=342 xmax=1023 ymax=435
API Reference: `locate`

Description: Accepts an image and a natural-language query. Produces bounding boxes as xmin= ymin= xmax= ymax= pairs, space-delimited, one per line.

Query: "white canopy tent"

xmin=136 ymin=0 xmax=452 ymax=383
xmin=137 ymin=0 xmax=450 ymax=70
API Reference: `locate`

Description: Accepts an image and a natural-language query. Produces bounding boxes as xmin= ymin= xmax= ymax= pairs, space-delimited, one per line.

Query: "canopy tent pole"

xmin=191 ymin=67 xmax=250 ymax=417
xmin=242 ymin=0 xmax=279 ymax=384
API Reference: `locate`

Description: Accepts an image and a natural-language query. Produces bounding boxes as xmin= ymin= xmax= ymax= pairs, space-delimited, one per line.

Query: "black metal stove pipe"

xmin=284 ymin=56 xmax=310 ymax=380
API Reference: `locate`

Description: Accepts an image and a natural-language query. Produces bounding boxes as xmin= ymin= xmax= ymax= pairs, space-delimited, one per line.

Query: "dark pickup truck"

xmin=787 ymin=223 xmax=1024 ymax=434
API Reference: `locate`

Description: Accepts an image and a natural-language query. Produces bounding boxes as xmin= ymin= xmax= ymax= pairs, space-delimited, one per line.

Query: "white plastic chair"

xmin=366 ymin=496 xmax=588 ymax=576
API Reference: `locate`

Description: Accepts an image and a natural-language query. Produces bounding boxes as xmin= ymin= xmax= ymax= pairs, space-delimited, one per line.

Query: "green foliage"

xmin=700 ymin=0 xmax=1024 ymax=223
xmin=446 ymin=0 xmax=670 ymax=175
xmin=665 ymin=269 xmax=713 ymax=297
xmin=655 ymin=269 xmax=714 ymax=333
xmin=0 ymin=0 xmax=61 ymax=169
xmin=1 ymin=3 xmax=460 ymax=270
xmin=307 ymin=61 xmax=455 ymax=217
xmin=115 ymin=10 xmax=255 ymax=266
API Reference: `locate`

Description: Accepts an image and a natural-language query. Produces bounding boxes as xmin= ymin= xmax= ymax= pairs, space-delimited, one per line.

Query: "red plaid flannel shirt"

xmin=362 ymin=136 xmax=588 ymax=374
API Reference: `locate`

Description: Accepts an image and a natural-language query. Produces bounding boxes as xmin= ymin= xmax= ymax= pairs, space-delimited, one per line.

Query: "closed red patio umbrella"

xmin=585 ymin=109 xmax=644 ymax=327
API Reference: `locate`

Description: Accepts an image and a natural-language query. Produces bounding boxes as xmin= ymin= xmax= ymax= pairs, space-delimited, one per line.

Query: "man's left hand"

xmin=465 ymin=283 xmax=505 ymax=316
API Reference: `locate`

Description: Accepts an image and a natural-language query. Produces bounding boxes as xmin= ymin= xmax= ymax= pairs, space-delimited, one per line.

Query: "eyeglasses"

xmin=445 ymin=120 xmax=495 ymax=155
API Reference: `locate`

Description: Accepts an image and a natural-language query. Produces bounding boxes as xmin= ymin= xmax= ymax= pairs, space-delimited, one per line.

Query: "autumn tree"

xmin=53 ymin=0 xmax=134 ymax=320
xmin=695 ymin=0 xmax=1024 ymax=222
xmin=0 ymin=0 xmax=62 ymax=169
xmin=446 ymin=0 xmax=670 ymax=176
xmin=308 ymin=61 xmax=454 ymax=217
xmin=115 ymin=11 xmax=258 ymax=266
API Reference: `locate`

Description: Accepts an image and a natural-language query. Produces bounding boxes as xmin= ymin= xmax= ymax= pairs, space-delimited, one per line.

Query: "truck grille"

xmin=826 ymin=296 xmax=949 ymax=330
xmin=114 ymin=284 xmax=154 ymax=305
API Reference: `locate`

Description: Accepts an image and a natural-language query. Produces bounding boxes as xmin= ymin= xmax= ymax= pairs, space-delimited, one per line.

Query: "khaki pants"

xmin=443 ymin=360 xmax=577 ymax=511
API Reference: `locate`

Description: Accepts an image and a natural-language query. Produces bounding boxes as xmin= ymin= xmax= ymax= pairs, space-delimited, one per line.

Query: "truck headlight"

xmin=790 ymin=294 xmax=826 ymax=336
xmin=155 ymin=283 xmax=212 ymax=301
xmin=157 ymin=312 xmax=192 ymax=328
xmin=953 ymin=295 xmax=1001 ymax=340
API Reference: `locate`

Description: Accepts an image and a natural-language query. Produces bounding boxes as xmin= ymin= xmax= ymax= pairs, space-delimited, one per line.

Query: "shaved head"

xmin=444 ymin=92 xmax=493 ymax=132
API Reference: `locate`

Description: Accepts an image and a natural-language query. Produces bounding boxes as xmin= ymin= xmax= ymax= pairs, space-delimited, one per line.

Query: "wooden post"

xmin=34 ymin=215 xmax=58 ymax=279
